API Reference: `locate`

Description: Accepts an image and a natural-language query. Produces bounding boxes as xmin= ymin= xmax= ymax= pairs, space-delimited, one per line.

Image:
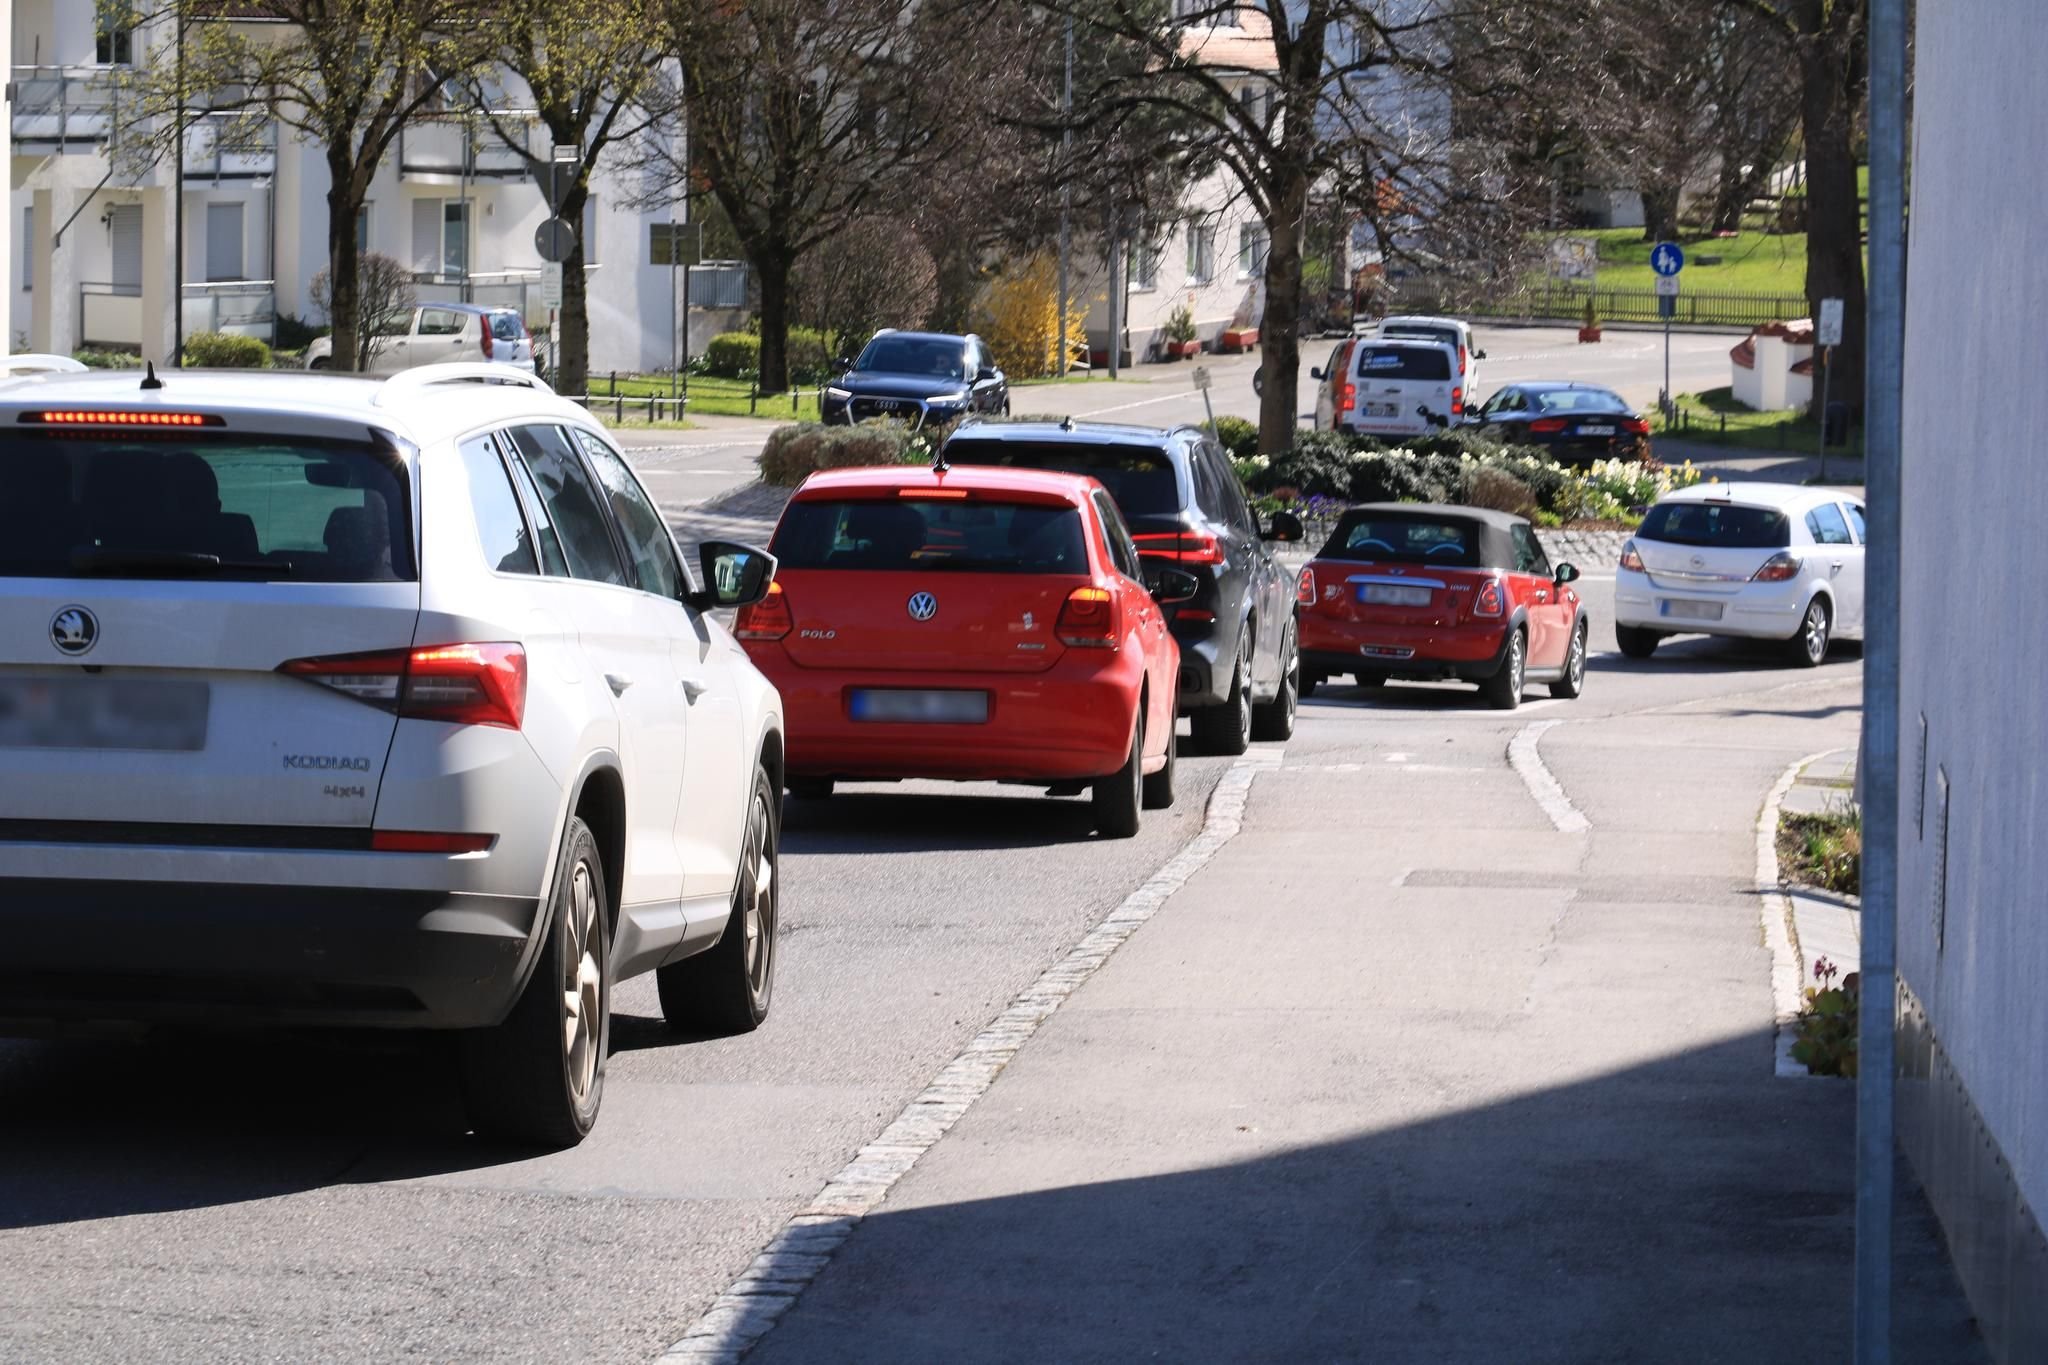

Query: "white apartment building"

xmin=8 ymin=2 xmax=686 ymax=372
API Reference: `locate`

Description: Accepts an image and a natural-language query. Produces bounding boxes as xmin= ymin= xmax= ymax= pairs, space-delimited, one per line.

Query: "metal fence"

xmin=1462 ymin=283 xmax=1810 ymax=329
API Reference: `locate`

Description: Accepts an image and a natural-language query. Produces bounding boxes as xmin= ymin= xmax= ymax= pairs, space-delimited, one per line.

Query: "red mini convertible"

xmin=1296 ymin=504 xmax=1589 ymax=710
xmin=734 ymin=464 xmax=1194 ymax=836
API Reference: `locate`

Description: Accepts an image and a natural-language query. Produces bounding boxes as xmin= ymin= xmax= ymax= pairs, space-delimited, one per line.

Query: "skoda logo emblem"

xmin=906 ymin=592 xmax=938 ymax=622
xmin=51 ymin=605 xmax=99 ymax=657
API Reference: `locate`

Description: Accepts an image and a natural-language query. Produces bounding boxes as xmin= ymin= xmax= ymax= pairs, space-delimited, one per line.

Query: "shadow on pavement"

xmin=751 ymin=1034 xmax=1984 ymax=1365
xmin=781 ymin=789 xmax=1116 ymax=853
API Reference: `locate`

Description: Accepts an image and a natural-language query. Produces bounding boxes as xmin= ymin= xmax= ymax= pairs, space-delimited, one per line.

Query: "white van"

xmin=1374 ymin=315 xmax=1485 ymax=398
xmin=1313 ymin=336 xmax=1465 ymax=438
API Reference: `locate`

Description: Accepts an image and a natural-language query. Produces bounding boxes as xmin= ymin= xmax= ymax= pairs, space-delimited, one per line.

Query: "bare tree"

xmin=792 ymin=217 xmax=938 ymax=351
xmin=311 ymin=252 xmax=417 ymax=368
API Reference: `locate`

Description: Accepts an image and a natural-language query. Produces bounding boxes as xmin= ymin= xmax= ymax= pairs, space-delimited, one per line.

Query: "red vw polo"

xmin=1296 ymin=504 xmax=1589 ymax=710
xmin=734 ymin=463 xmax=1193 ymax=837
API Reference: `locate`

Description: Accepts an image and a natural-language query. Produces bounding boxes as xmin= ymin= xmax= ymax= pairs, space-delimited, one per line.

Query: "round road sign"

xmin=534 ymin=217 xmax=577 ymax=263
xmin=1651 ymin=242 xmax=1685 ymax=277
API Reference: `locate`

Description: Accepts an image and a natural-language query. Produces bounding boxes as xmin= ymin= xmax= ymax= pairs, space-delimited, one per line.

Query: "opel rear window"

xmin=1319 ymin=514 xmax=1480 ymax=566
xmin=772 ymin=498 xmax=1089 ymax=574
xmin=1636 ymin=502 xmax=1791 ymax=549
xmin=940 ymin=439 xmax=1182 ymax=519
xmin=0 ymin=434 xmax=415 ymax=581
xmin=1353 ymin=346 xmax=1452 ymax=382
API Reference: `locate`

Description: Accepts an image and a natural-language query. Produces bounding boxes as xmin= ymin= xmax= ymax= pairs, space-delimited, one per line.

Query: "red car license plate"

xmin=1360 ymin=583 xmax=1432 ymax=607
xmin=848 ymin=689 xmax=989 ymax=723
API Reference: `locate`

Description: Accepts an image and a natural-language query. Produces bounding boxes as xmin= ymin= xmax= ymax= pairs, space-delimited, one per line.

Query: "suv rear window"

xmin=1637 ymin=502 xmax=1791 ymax=549
xmin=1320 ymin=514 xmax=1480 ymax=567
xmin=1353 ymin=346 xmax=1451 ymax=381
xmin=488 ymin=312 xmax=525 ymax=341
xmin=0 ymin=434 xmax=414 ymax=582
xmin=1382 ymin=326 xmax=1459 ymax=351
xmin=773 ymin=498 xmax=1088 ymax=574
xmin=940 ymin=439 xmax=1182 ymax=519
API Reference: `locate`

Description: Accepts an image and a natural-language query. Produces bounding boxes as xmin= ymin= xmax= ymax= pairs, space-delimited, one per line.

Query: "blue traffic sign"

xmin=1651 ymin=242 xmax=1685 ymax=277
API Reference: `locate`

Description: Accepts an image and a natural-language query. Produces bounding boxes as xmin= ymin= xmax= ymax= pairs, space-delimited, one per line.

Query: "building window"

xmin=1186 ymin=222 xmax=1216 ymax=286
xmin=1237 ymin=82 xmax=1269 ymax=132
xmin=21 ymin=207 xmax=32 ymax=293
xmin=580 ymin=196 xmax=600 ymax=265
xmin=96 ymin=23 xmax=134 ymax=66
xmin=205 ymin=202 xmax=246 ymax=282
xmin=412 ymin=198 xmax=470 ymax=280
xmin=1132 ymin=234 xmax=1160 ymax=292
xmin=357 ymin=203 xmax=372 ymax=252
xmin=1238 ymin=223 xmax=1268 ymax=279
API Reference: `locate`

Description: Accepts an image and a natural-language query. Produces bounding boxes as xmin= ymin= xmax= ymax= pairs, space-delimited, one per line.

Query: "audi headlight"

xmin=929 ymin=391 xmax=971 ymax=406
xmin=824 ymin=386 xmax=852 ymax=401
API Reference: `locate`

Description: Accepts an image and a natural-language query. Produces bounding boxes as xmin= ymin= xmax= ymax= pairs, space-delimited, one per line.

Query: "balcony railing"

xmin=399 ymin=114 xmax=539 ymax=181
xmin=80 ymin=281 xmax=142 ymax=348
xmin=13 ymin=65 xmax=124 ymax=151
xmin=185 ymin=113 xmax=277 ymax=181
xmin=413 ymin=267 xmax=602 ymax=325
xmin=184 ymin=280 xmax=276 ymax=342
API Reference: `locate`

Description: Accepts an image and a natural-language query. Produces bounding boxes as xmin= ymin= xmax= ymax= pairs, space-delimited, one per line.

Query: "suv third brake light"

xmin=735 ymin=580 xmax=793 ymax=640
xmin=1132 ymin=531 xmax=1224 ymax=565
xmin=1056 ymin=586 xmax=1120 ymax=648
xmin=281 ymin=643 xmax=527 ymax=729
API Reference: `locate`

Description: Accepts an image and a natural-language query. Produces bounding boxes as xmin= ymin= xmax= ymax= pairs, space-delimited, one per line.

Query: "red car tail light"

xmin=281 ymin=643 xmax=527 ymax=729
xmin=1132 ymin=531 xmax=1225 ymax=565
xmin=1056 ymin=585 xmax=1120 ymax=648
xmin=735 ymin=580 xmax=793 ymax=640
xmin=1620 ymin=416 xmax=1650 ymax=435
xmin=1472 ymin=578 xmax=1506 ymax=618
xmin=1619 ymin=540 xmax=1646 ymax=573
xmin=1528 ymin=417 xmax=1569 ymax=434
xmin=1297 ymin=565 xmax=1316 ymax=606
xmin=1751 ymin=552 xmax=1804 ymax=583
xmin=371 ymin=831 xmax=496 ymax=854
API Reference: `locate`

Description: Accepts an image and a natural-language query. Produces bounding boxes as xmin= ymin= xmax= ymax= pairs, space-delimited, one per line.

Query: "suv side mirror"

xmin=689 ymin=540 xmax=777 ymax=610
xmin=1554 ymin=562 xmax=1581 ymax=585
xmin=836 ymin=354 xmax=855 ymax=374
xmin=1264 ymin=510 xmax=1305 ymax=543
xmin=1149 ymin=566 xmax=1200 ymax=605
xmin=976 ymin=365 xmax=998 ymax=382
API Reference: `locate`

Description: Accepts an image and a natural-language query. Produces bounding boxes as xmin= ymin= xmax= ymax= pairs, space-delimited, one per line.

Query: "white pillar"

xmin=140 ymin=188 xmax=178 ymax=363
xmin=30 ymin=186 xmax=82 ymax=356
xmin=1 ymin=0 xmax=12 ymax=357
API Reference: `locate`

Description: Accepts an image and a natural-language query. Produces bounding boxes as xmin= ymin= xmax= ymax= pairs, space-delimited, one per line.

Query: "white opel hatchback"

xmin=0 ymin=363 xmax=784 ymax=1146
xmin=1614 ymin=482 xmax=1867 ymax=666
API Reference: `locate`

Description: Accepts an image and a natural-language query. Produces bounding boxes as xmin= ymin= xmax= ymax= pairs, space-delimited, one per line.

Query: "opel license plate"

xmin=1660 ymin=598 xmax=1724 ymax=622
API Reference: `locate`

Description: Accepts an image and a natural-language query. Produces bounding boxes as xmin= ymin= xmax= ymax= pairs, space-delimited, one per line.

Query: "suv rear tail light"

xmin=1132 ymin=531 xmax=1225 ymax=565
xmin=281 ymin=643 xmax=527 ymax=729
xmin=735 ymin=580 xmax=792 ymax=640
xmin=1751 ymin=552 xmax=1804 ymax=583
xmin=1056 ymin=585 xmax=1120 ymax=648
xmin=1619 ymin=540 xmax=1646 ymax=573
xmin=1472 ymin=578 xmax=1506 ymax=618
xmin=1528 ymin=417 xmax=1568 ymax=434
xmin=1297 ymin=565 xmax=1316 ymax=606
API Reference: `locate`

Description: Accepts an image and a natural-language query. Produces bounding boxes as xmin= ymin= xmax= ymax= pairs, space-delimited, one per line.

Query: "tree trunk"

xmin=1256 ymin=174 xmax=1310 ymax=457
xmin=1798 ymin=36 xmax=1866 ymax=414
xmin=756 ymin=250 xmax=793 ymax=394
xmin=325 ymin=152 xmax=366 ymax=373
xmin=557 ymin=179 xmax=592 ymax=396
xmin=1641 ymin=182 xmax=1683 ymax=243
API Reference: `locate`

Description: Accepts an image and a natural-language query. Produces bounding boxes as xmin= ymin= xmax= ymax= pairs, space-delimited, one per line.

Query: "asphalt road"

xmin=0 ymin=572 xmax=1888 ymax=1363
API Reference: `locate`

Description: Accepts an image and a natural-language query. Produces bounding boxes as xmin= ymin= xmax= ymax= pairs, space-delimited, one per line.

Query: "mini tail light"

xmin=1132 ymin=531 xmax=1225 ymax=565
xmin=1472 ymin=578 xmax=1506 ymax=618
xmin=1297 ymin=565 xmax=1316 ymax=606
xmin=1528 ymin=417 xmax=1568 ymax=434
xmin=1056 ymin=585 xmax=1120 ymax=648
xmin=371 ymin=831 xmax=495 ymax=854
xmin=735 ymin=580 xmax=793 ymax=640
xmin=280 ymin=643 xmax=527 ymax=729
xmin=1619 ymin=540 xmax=1646 ymax=573
xmin=1751 ymin=552 xmax=1804 ymax=583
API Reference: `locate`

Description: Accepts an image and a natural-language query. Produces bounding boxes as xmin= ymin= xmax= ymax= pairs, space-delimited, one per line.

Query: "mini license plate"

xmin=0 ymin=676 xmax=210 ymax=751
xmin=1579 ymin=423 xmax=1617 ymax=436
xmin=1360 ymin=583 xmax=1432 ymax=607
xmin=1660 ymin=598 xmax=1724 ymax=622
xmin=848 ymin=688 xmax=989 ymax=724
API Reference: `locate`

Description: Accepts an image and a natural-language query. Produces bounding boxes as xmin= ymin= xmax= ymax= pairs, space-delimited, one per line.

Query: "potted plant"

xmin=1578 ymin=295 xmax=1602 ymax=344
xmin=1164 ymin=305 xmax=1201 ymax=360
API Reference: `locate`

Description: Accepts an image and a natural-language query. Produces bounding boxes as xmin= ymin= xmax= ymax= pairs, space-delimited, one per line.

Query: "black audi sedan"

xmin=1466 ymin=381 xmax=1652 ymax=464
xmin=821 ymin=330 xmax=1010 ymax=430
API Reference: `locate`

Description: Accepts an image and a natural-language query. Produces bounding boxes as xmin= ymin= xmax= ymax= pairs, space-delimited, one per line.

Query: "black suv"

xmin=822 ymin=330 xmax=1009 ymax=430
xmin=939 ymin=419 xmax=1303 ymax=753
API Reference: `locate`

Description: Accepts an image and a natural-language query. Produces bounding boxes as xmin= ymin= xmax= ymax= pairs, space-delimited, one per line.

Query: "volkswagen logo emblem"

xmin=906 ymin=592 xmax=938 ymax=622
xmin=50 ymin=605 xmax=99 ymax=657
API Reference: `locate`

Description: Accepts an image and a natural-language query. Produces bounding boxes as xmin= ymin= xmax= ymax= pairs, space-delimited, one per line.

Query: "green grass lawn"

xmin=1657 ymin=386 xmax=1864 ymax=457
xmin=586 ymin=372 xmax=821 ymax=423
xmin=1548 ymin=227 xmax=1812 ymax=297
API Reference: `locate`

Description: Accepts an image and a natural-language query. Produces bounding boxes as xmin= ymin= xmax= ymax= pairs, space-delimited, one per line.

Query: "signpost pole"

xmin=1193 ymin=365 xmax=1217 ymax=437
xmin=1818 ymin=346 xmax=1832 ymax=483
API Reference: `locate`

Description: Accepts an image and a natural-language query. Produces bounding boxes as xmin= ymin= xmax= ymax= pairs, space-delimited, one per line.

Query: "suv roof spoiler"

xmin=372 ymin=363 xmax=554 ymax=406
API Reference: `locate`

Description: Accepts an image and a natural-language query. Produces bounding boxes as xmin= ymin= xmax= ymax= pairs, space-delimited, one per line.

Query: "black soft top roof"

xmin=1321 ymin=503 xmax=1524 ymax=570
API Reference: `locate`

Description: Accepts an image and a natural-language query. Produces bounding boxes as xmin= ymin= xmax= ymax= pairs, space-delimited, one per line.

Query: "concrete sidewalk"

xmin=746 ymin=702 xmax=1977 ymax=1362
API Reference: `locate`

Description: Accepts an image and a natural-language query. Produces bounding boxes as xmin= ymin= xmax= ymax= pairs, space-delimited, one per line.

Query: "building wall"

xmin=1896 ymin=1 xmax=2048 ymax=1358
xmin=1081 ymin=164 xmax=1269 ymax=363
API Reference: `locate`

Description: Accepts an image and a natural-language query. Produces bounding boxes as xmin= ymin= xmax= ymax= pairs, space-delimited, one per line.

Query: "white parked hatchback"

xmin=1614 ymin=482 xmax=1867 ymax=666
xmin=0 ymin=362 xmax=784 ymax=1146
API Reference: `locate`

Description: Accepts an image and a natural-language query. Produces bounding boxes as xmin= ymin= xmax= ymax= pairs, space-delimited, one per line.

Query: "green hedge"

xmin=1210 ymin=415 xmax=1259 ymax=462
xmin=758 ymin=419 xmax=955 ymax=486
xmin=703 ymin=326 xmax=836 ymax=383
xmin=183 ymin=331 xmax=272 ymax=369
xmin=704 ymin=332 xmax=760 ymax=379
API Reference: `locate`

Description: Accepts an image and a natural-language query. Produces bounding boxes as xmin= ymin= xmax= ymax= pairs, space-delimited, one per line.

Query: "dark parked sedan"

xmin=821 ymin=330 xmax=1009 ymax=430
xmin=1467 ymin=382 xmax=1651 ymax=464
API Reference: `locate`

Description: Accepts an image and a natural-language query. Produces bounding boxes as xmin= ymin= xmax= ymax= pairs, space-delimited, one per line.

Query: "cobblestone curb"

xmin=658 ymin=751 xmax=1285 ymax=1363
xmin=1538 ymin=529 xmax=1631 ymax=571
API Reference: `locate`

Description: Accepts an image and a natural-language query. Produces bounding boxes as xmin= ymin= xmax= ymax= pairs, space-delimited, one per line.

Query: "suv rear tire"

xmin=1193 ymin=633 xmax=1254 ymax=756
xmin=1251 ymin=619 xmax=1299 ymax=741
xmin=659 ymin=767 xmax=780 ymax=1034
xmin=460 ymin=816 xmax=610 ymax=1148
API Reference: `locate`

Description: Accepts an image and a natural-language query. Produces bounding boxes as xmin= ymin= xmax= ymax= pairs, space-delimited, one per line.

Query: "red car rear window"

xmin=774 ymin=499 xmax=1089 ymax=574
